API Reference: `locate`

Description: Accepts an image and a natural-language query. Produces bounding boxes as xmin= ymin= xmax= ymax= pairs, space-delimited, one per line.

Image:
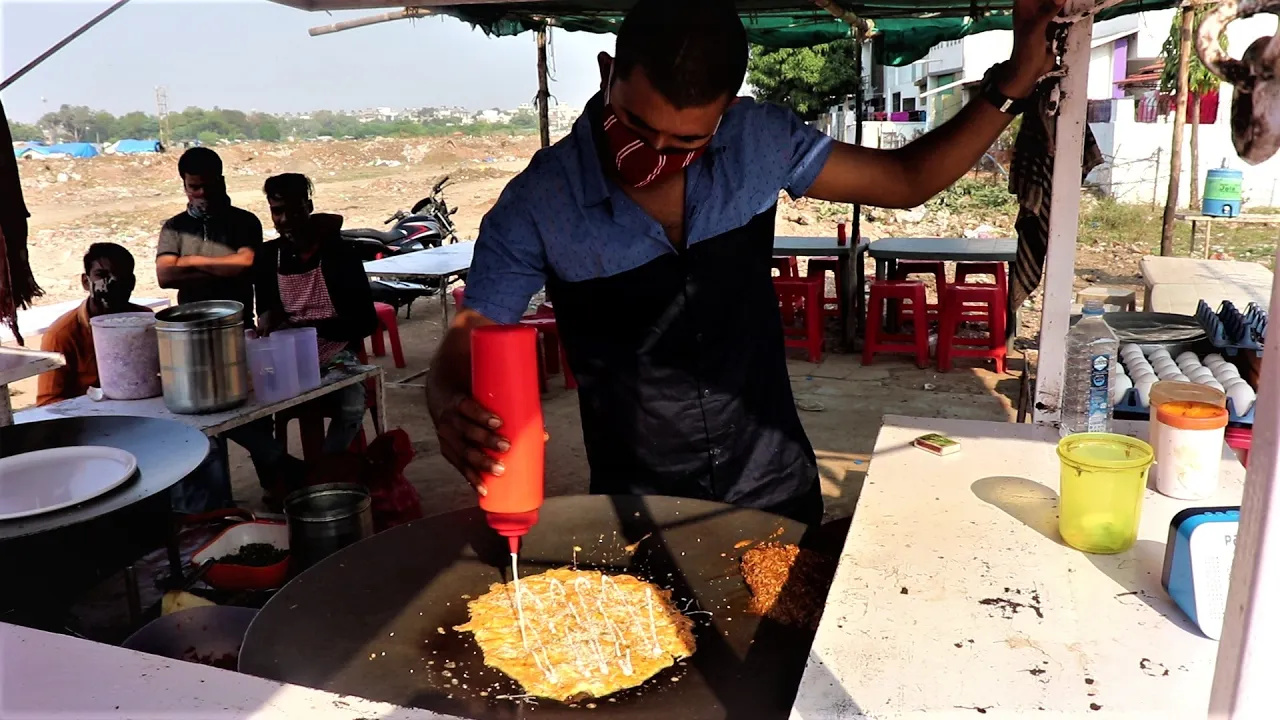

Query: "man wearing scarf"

xmin=157 ymin=147 xmax=299 ymax=512
xmin=156 ymin=147 xmax=261 ymax=318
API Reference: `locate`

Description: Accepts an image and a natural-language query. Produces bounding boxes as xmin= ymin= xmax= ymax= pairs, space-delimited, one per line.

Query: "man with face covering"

xmin=37 ymin=243 xmax=152 ymax=405
xmin=428 ymin=0 xmax=1064 ymax=525
xmin=156 ymin=147 xmax=261 ymax=317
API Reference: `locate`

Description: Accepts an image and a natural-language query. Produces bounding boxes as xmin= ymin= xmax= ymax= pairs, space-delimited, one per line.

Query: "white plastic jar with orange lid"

xmin=1153 ymin=400 xmax=1229 ymax=500
xmin=1147 ymin=380 xmax=1226 ymax=450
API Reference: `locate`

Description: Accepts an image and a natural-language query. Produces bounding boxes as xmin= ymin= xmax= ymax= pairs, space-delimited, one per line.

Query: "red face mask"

xmin=601 ymin=105 xmax=709 ymax=188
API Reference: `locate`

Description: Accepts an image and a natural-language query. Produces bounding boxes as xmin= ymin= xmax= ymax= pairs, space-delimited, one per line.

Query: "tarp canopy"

xmin=113 ymin=139 xmax=162 ymax=154
xmin=16 ymin=142 xmax=99 ymax=158
xmin=270 ymin=1 xmax=1179 ymax=64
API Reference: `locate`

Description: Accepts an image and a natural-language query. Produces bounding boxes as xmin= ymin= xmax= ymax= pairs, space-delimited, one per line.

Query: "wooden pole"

xmin=536 ymin=27 xmax=551 ymax=149
xmin=1160 ymin=5 xmax=1194 ymax=257
xmin=1033 ymin=5 xmax=1093 ymax=426
xmin=307 ymin=8 xmax=432 ymax=37
xmin=846 ymin=24 xmax=865 ymax=351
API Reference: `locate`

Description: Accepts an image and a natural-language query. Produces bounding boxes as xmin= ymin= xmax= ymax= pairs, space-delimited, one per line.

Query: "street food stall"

xmin=2 ymin=0 xmax=1278 ymax=718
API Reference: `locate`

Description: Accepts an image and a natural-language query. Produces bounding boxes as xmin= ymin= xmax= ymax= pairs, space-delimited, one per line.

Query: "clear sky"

xmin=0 ymin=0 xmax=616 ymax=122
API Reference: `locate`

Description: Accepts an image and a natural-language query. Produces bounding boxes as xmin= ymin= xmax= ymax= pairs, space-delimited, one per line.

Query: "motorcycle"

xmin=343 ymin=176 xmax=462 ymax=316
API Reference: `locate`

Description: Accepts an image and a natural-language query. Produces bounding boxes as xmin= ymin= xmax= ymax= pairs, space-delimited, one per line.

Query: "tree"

xmin=1161 ymin=5 xmax=1226 ymax=211
xmin=258 ymin=120 xmax=282 ymax=142
xmin=7 ymin=120 xmax=43 ymax=142
xmin=747 ymin=39 xmax=861 ymax=120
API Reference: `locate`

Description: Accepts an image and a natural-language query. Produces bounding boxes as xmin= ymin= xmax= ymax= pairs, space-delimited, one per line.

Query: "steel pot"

xmin=155 ymin=301 xmax=249 ymax=414
xmin=284 ymin=483 xmax=373 ymax=572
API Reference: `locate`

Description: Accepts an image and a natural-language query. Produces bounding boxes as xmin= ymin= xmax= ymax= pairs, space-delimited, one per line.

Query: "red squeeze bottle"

xmin=837 ymin=221 xmax=848 ymax=247
xmin=470 ymin=325 xmax=545 ymax=554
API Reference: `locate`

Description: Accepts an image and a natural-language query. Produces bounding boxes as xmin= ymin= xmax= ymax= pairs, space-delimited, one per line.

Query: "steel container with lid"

xmin=155 ymin=300 xmax=249 ymax=414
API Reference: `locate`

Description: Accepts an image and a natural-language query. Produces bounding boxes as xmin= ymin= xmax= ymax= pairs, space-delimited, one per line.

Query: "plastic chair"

xmin=775 ymin=277 xmax=824 ymax=363
xmin=891 ymin=260 xmax=947 ymax=325
xmin=806 ymin=257 xmax=842 ymax=319
xmin=937 ymin=283 xmax=1007 ymax=373
xmin=771 ymin=256 xmax=799 ymax=278
xmin=519 ymin=316 xmax=576 ymax=390
xmin=1225 ymin=425 xmax=1252 ymax=468
xmin=863 ymin=280 xmax=929 ymax=368
xmin=953 ymin=262 xmax=1008 ymax=323
xmin=369 ymin=302 xmax=406 ymax=369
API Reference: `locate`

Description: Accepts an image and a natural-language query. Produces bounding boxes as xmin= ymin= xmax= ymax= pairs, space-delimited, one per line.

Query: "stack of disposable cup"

xmin=471 ymin=325 xmax=544 ymax=549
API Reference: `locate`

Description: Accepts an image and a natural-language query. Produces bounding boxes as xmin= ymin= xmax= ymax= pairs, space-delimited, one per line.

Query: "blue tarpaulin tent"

xmin=16 ymin=142 xmax=99 ymax=158
xmin=13 ymin=143 xmax=45 ymax=158
xmin=48 ymin=142 xmax=99 ymax=158
xmin=113 ymin=139 xmax=162 ymax=154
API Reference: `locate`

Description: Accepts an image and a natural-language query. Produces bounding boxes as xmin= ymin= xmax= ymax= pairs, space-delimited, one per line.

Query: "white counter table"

xmin=0 ymin=623 xmax=458 ymax=720
xmin=791 ymin=416 xmax=1244 ymax=719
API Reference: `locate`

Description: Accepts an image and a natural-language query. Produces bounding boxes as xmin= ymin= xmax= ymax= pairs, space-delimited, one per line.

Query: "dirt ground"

xmin=7 ymin=136 xmax=1025 ymax=523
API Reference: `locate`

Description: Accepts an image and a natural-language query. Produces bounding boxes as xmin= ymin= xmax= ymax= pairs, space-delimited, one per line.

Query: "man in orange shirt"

xmin=37 ymin=243 xmax=152 ymax=405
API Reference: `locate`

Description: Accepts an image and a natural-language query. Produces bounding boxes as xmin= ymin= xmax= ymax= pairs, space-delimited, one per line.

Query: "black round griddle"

xmin=240 ymin=495 xmax=823 ymax=719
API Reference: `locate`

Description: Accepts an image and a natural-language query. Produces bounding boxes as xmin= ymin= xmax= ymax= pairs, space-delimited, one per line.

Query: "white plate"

xmin=0 ymin=446 xmax=138 ymax=520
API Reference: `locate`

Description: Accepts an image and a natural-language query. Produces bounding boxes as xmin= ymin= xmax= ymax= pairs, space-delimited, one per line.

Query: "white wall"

xmin=924 ymin=39 xmax=964 ymax=76
xmin=1090 ymin=97 xmax=1280 ymax=207
xmin=961 ymin=31 xmax=1014 ymax=83
xmin=1087 ymin=43 xmax=1116 ymax=99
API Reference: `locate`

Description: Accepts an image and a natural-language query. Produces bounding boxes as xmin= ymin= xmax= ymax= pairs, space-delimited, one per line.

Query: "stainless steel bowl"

xmin=155 ymin=301 xmax=249 ymax=414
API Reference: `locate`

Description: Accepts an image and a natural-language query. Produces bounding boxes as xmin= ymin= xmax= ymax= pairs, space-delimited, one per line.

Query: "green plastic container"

xmin=1057 ymin=433 xmax=1154 ymax=554
xmin=1202 ymin=168 xmax=1243 ymax=217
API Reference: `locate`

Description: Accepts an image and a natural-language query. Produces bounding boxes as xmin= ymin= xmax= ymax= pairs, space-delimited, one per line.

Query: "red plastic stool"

xmin=775 ymin=277 xmax=824 ymax=363
xmin=955 ymin=261 xmax=1008 ymax=292
xmin=891 ymin=260 xmax=946 ymax=325
xmin=937 ymin=283 xmax=1007 ymax=373
xmin=863 ymin=280 xmax=929 ymax=368
xmin=1225 ymin=425 xmax=1252 ymax=468
xmin=806 ymin=257 xmax=842 ymax=319
xmin=953 ymin=262 xmax=1008 ymax=323
xmin=370 ymin=302 xmax=406 ymax=369
xmin=771 ymin=256 xmax=799 ymax=278
xmin=519 ymin=316 xmax=576 ymax=390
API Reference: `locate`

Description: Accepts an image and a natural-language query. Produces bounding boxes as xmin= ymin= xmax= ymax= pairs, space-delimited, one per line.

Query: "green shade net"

xmin=442 ymin=1 xmax=1176 ymax=65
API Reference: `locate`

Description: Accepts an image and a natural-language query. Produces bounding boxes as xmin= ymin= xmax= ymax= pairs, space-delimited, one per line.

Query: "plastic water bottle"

xmin=1061 ymin=299 xmax=1118 ymax=436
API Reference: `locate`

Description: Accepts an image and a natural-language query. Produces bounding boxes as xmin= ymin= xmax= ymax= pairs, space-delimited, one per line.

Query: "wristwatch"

xmin=978 ymin=62 xmax=1029 ymax=116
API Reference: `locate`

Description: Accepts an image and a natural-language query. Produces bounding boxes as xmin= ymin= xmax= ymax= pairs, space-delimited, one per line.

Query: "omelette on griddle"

xmin=455 ymin=568 xmax=696 ymax=701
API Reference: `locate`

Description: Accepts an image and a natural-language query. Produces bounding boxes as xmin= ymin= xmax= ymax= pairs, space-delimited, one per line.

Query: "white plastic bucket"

xmin=89 ymin=312 xmax=161 ymax=399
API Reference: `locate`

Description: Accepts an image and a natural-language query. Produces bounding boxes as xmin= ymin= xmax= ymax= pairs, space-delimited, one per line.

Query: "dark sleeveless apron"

xmin=546 ymin=204 xmax=820 ymax=517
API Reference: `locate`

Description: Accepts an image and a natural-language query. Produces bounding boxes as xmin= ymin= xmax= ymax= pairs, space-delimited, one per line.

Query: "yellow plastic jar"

xmin=1057 ymin=433 xmax=1155 ymax=554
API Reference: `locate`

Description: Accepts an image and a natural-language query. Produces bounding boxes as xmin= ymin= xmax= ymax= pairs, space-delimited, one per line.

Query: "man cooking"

xmin=428 ymin=0 xmax=1062 ymax=525
xmin=156 ymin=147 xmax=261 ymax=316
xmin=37 ymin=243 xmax=153 ymax=406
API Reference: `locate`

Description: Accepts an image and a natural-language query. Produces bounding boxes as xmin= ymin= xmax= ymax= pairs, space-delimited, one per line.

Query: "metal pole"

xmin=536 ymin=27 xmax=551 ymax=148
xmin=0 ymin=0 xmax=132 ymax=91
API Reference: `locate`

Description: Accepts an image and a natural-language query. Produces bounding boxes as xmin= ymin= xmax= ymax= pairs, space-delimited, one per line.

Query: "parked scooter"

xmin=344 ymin=176 xmax=462 ymax=316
